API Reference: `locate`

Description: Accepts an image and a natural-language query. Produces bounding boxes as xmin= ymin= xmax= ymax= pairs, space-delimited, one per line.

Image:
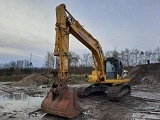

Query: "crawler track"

xmin=107 ymin=84 xmax=131 ymax=102
xmin=77 ymin=86 xmax=92 ymax=98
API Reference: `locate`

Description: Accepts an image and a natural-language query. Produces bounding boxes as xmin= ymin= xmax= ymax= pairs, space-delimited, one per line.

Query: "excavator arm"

xmin=54 ymin=4 xmax=106 ymax=82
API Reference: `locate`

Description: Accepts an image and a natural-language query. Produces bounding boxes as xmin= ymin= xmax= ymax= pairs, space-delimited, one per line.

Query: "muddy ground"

xmin=0 ymin=83 xmax=160 ymax=120
xmin=0 ymin=64 xmax=160 ymax=120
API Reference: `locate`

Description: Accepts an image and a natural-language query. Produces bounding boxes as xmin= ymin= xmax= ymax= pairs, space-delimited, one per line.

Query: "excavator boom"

xmin=54 ymin=4 xmax=106 ymax=81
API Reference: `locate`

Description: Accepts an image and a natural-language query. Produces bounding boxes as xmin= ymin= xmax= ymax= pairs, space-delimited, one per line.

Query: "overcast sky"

xmin=0 ymin=0 xmax=160 ymax=67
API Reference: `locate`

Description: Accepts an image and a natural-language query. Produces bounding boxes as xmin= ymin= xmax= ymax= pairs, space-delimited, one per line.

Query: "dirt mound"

xmin=67 ymin=75 xmax=88 ymax=84
xmin=128 ymin=63 xmax=160 ymax=86
xmin=15 ymin=73 xmax=50 ymax=86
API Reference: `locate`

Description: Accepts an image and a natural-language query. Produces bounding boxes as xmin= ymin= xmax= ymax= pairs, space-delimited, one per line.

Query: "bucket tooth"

xmin=41 ymin=88 xmax=82 ymax=118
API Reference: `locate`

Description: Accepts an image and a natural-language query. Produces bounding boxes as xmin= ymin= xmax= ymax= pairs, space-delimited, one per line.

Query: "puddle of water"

xmin=0 ymin=92 xmax=45 ymax=112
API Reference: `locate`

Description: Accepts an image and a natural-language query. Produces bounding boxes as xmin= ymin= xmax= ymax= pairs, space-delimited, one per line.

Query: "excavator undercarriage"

xmin=71 ymin=83 xmax=131 ymax=102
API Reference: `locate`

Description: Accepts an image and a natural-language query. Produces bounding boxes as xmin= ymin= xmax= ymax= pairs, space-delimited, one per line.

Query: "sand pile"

xmin=15 ymin=73 xmax=50 ymax=86
xmin=128 ymin=63 xmax=160 ymax=86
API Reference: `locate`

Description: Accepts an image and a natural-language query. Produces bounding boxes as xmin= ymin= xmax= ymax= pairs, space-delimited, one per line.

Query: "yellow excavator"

xmin=41 ymin=4 xmax=131 ymax=118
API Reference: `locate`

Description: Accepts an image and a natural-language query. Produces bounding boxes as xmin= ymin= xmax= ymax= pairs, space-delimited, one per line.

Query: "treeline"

xmin=106 ymin=48 xmax=160 ymax=66
xmin=0 ymin=60 xmax=47 ymax=76
xmin=44 ymin=51 xmax=94 ymax=75
xmin=44 ymin=47 xmax=160 ymax=69
xmin=1 ymin=47 xmax=160 ymax=76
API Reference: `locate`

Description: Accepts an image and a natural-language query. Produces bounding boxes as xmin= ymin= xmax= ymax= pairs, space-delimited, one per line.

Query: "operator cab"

xmin=105 ymin=57 xmax=123 ymax=79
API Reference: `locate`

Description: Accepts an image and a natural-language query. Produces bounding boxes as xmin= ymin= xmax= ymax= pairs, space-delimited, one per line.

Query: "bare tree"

xmin=123 ymin=48 xmax=130 ymax=66
xmin=105 ymin=51 xmax=112 ymax=58
xmin=151 ymin=52 xmax=157 ymax=63
xmin=44 ymin=51 xmax=55 ymax=68
xmin=134 ymin=49 xmax=140 ymax=65
xmin=72 ymin=54 xmax=80 ymax=67
xmin=155 ymin=47 xmax=160 ymax=63
xmin=23 ymin=60 xmax=30 ymax=68
xmin=139 ymin=51 xmax=144 ymax=64
xmin=68 ymin=51 xmax=80 ymax=67
xmin=144 ymin=50 xmax=152 ymax=63
xmin=81 ymin=53 xmax=93 ymax=67
xmin=105 ymin=49 xmax=119 ymax=59
xmin=111 ymin=48 xmax=119 ymax=59
xmin=9 ymin=61 xmax=16 ymax=69
xmin=16 ymin=60 xmax=23 ymax=69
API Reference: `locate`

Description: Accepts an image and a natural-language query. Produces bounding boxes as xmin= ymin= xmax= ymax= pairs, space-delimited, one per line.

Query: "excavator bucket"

xmin=41 ymin=88 xmax=82 ymax=118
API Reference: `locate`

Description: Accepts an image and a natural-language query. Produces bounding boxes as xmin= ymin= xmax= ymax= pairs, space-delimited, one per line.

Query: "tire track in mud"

xmin=77 ymin=94 xmax=160 ymax=120
xmin=126 ymin=95 xmax=160 ymax=120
